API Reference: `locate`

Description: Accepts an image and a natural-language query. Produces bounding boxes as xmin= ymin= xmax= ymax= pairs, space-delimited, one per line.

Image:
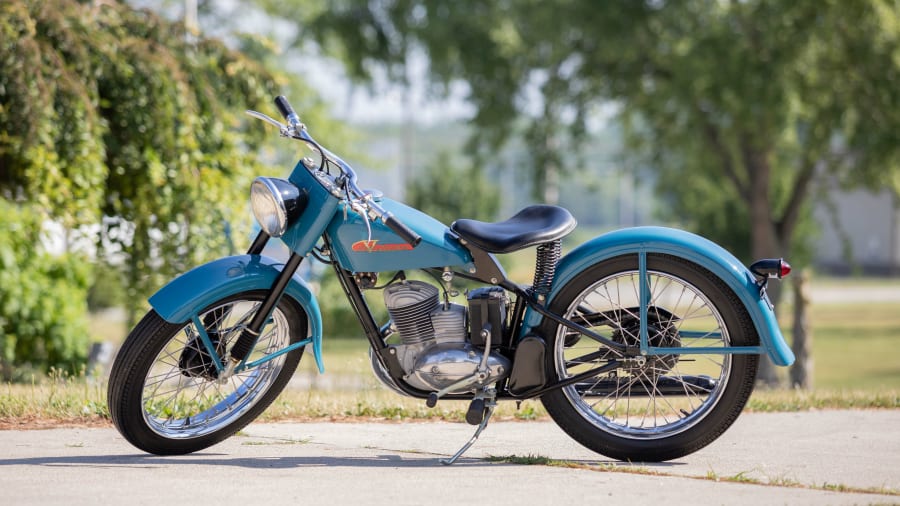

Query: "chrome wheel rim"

xmin=556 ymin=269 xmax=732 ymax=440
xmin=141 ymin=299 xmax=291 ymax=439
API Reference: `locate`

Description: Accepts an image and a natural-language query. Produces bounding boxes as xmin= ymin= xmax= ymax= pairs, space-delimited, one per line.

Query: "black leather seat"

xmin=450 ymin=205 xmax=577 ymax=254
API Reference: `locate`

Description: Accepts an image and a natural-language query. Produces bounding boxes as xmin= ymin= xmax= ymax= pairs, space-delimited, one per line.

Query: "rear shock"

xmin=532 ymin=239 xmax=562 ymax=300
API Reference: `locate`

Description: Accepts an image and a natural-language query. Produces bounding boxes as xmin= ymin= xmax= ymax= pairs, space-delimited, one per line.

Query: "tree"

xmin=0 ymin=0 xmax=307 ymax=373
xmin=266 ymin=0 xmax=900 ymax=385
xmin=406 ymin=151 xmax=499 ymax=225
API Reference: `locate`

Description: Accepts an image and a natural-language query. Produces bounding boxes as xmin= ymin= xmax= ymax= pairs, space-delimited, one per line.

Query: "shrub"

xmin=0 ymin=201 xmax=91 ymax=381
xmin=87 ymin=265 xmax=125 ymax=312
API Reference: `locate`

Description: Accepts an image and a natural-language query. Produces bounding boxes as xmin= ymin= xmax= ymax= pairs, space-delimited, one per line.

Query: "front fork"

xmin=202 ymin=231 xmax=305 ymax=380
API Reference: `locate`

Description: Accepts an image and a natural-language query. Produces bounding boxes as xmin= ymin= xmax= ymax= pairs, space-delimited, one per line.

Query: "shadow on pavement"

xmin=0 ymin=452 xmax=684 ymax=469
xmin=0 ymin=453 xmax=493 ymax=469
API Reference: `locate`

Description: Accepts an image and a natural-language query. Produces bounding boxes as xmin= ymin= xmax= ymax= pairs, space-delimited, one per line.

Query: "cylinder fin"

xmin=383 ymin=281 xmax=439 ymax=344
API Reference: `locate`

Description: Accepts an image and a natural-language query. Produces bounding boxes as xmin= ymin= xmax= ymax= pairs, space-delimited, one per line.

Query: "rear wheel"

xmin=107 ymin=291 xmax=305 ymax=455
xmin=540 ymin=254 xmax=759 ymax=461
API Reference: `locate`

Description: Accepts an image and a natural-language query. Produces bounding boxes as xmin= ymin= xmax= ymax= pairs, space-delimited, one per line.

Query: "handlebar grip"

xmin=274 ymin=96 xmax=298 ymax=122
xmin=383 ymin=213 xmax=422 ymax=247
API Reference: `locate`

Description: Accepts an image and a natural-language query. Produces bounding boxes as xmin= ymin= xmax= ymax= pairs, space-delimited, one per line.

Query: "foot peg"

xmin=465 ymin=398 xmax=486 ymax=425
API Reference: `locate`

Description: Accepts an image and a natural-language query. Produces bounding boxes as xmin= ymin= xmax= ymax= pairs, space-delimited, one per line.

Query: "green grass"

xmin=747 ymin=389 xmax=898 ymax=412
xmin=779 ymin=301 xmax=900 ymax=391
xmin=87 ymin=309 xmax=128 ymax=345
xmin=293 ymin=284 xmax=900 ymax=390
xmin=0 ymin=370 xmax=108 ymax=426
xmin=295 ymin=295 xmax=900 ymax=394
xmin=2 ymin=276 xmax=899 ymax=426
xmin=257 ymin=387 xmax=548 ymax=422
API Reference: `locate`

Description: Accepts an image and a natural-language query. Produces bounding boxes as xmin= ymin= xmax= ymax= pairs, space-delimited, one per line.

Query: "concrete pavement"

xmin=1 ymin=410 xmax=897 ymax=505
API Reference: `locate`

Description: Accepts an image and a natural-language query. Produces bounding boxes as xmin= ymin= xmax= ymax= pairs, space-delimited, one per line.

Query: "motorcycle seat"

xmin=450 ymin=205 xmax=577 ymax=254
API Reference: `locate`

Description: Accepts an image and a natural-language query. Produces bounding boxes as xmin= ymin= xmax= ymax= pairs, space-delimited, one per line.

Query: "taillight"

xmin=779 ymin=259 xmax=792 ymax=278
xmin=750 ymin=258 xmax=791 ymax=280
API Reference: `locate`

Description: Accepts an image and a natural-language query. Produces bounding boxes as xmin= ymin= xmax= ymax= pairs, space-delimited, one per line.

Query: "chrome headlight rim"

xmin=250 ymin=177 xmax=303 ymax=237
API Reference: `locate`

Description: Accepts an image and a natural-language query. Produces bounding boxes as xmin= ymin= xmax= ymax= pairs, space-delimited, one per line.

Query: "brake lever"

xmin=341 ymin=184 xmax=374 ymax=243
xmin=245 ymin=110 xmax=291 ymax=137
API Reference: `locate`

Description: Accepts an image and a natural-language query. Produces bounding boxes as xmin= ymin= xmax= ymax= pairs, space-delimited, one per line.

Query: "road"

xmin=1 ymin=410 xmax=897 ymax=505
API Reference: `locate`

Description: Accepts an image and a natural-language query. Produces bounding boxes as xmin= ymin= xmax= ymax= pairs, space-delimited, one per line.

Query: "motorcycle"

xmin=107 ymin=96 xmax=795 ymax=465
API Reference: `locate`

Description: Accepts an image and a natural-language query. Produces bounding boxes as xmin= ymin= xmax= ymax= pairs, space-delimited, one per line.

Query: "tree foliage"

xmin=0 ymin=0 xmax=303 ymax=373
xmin=0 ymin=200 xmax=90 ymax=381
xmin=268 ymin=0 xmax=900 ymax=385
xmin=608 ymin=1 xmax=900 ymax=263
xmin=406 ymin=151 xmax=499 ymax=225
xmin=272 ymin=0 xmax=900 ymax=257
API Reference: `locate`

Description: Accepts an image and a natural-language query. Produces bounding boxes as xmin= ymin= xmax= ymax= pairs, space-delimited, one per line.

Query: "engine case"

xmin=409 ymin=343 xmax=510 ymax=391
xmin=383 ymin=280 xmax=511 ymax=393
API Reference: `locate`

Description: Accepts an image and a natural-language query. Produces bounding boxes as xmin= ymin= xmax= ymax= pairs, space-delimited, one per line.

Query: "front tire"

xmin=540 ymin=254 xmax=759 ymax=461
xmin=108 ymin=291 xmax=305 ymax=455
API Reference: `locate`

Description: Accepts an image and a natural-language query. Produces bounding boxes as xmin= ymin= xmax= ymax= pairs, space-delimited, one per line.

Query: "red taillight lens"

xmin=750 ymin=258 xmax=791 ymax=280
xmin=780 ymin=260 xmax=792 ymax=278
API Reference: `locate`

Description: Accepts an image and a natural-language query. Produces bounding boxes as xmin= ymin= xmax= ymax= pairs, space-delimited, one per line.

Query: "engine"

xmin=382 ymin=280 xmax=511 ymax=393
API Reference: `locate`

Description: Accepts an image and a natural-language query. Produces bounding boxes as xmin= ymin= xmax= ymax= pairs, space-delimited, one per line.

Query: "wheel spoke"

xmin=554 ymin=260 xmax=739 ymax=441
xmin=137 ymin=297 xmax=296 ymax=439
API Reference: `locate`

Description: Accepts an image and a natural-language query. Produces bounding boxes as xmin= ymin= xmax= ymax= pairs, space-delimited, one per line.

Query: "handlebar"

xmin=346 ymin=177 xmax=422 ymax=247
xmin=382 ymin=212 xmax=423 ymax=247
xmin=254 ymin=95 xmax=423 ymax=248
xmin=274 ymin=96 xmax=301 ymax=129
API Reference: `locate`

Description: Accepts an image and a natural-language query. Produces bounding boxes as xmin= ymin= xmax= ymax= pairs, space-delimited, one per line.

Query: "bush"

xmin=405 ymin=152 xmax=500 ymax=225
xmin=87 ymin=264 xmax=125 ymax=312
xmin=315 ymin=268 xmax=389 ymax=339
xmin=0 ymin=201 xmax=91 ymax=381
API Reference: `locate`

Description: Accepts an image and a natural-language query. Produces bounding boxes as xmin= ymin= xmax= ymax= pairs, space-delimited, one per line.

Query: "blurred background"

xmin=1 ymin=0 xmax=898 ymax=413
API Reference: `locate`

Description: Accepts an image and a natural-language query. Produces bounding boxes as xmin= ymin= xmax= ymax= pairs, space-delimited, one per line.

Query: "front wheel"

xmin=540 ymin=254 xmax=759 ymax=462
xmin=107 ymin=291 xmax=306 ymax=455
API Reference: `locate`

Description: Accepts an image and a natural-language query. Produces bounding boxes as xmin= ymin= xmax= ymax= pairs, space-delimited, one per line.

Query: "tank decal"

xmin=327 ymin=198 xmax=473 ymax=272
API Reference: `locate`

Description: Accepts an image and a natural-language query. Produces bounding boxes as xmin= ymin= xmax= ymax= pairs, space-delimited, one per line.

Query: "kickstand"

xmin=440 ymin=391 xmax=497 ymax=465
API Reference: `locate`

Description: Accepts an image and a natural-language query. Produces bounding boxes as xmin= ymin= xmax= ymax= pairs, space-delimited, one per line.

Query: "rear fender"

xmin=148 ymin=255 xmax=324 ymax=373
xmin=520 ymin=227 xmax=795 ymax=366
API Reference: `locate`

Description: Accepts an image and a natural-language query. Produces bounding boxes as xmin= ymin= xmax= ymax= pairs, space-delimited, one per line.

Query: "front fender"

xmin=521 ymin=227 xmax=795 ymax=366
xmin=148 ymin=255 xmax=324 ymax=373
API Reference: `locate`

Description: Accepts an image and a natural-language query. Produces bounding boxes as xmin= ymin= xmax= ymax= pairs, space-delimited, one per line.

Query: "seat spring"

xmin=532 ymin=240 xmax=561 ymax=297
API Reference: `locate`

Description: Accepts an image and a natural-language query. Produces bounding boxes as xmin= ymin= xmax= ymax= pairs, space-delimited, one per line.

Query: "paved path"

xmin=1 ymin=410 xmax=897 ymax=505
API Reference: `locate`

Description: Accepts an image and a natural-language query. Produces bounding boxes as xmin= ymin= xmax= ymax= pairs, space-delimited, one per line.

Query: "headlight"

xmin=250 ymin=177 xmax=306 ymax=237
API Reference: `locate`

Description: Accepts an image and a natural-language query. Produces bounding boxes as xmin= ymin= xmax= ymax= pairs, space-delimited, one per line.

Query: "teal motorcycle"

xmin=108 ymin=96 xmax=794 ymax=464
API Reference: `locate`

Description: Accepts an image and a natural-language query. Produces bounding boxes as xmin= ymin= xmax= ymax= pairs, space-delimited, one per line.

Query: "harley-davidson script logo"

xmin=351 ymin=240 xmax=415 ymax=252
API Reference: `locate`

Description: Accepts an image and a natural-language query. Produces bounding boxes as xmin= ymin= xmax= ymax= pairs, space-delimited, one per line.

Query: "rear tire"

xmin=540 ymin=254 xmax=758 ymax=461
xmin=108 ymin=291 xmax=305 ymax=455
